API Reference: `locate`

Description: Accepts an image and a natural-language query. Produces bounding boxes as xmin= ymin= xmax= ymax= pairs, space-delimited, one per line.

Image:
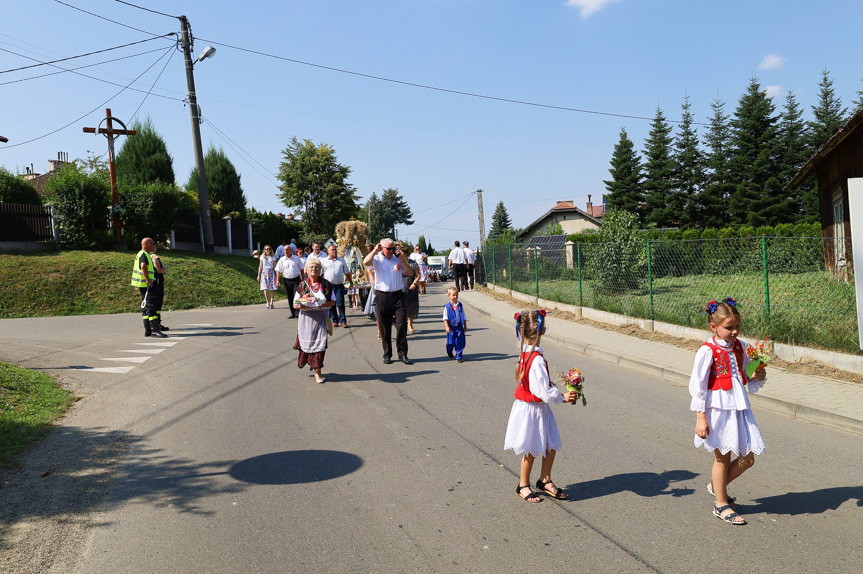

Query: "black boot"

xmin=143 ymin=318 xmax=152 ymax=337
xmin=150 ymin=320 xmax=167 ymax=338
xmin=155 ymin=318 xmax=169 ymax=331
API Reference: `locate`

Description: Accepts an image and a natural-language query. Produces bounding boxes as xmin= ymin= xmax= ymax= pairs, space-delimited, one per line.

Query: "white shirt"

xmin=307 ymin=251 xmax=324 ymax=262
xmin=275 ymin=255 xmax=302 ymax=279
xmin=448 ymin=247 xmax=466 ymax=264
xmin=321 ymin=256 xmax=349 ymax=284
xmin=409 ymin=252 xmax=424 ymax=265
xmin=689 ymin=337 xmax=766 ymax=412
xmin=372 ymin=252 xmax=405 ymax=292
xmin=523 ymin=345 xmax=564 ymax=404
xmin=298 ymin=256 xmax=307 ymax=268
xmin=463 ymin=247 xmax=475 ymax=264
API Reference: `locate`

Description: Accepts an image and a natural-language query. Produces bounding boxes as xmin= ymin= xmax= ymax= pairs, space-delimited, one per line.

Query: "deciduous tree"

xmin=0 ymin=168 xmax=41 ymax=204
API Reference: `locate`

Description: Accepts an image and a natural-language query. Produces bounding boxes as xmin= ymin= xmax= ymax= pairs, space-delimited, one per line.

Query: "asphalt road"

xmin=1 ymin=282 xmax=862 ymax=573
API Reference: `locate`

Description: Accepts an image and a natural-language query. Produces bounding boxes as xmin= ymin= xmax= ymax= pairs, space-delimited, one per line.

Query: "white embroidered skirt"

xmin=504 ymin=400 xmax=562 ymax=458
xmin=694 ymin=407 xmax=765 ymax=457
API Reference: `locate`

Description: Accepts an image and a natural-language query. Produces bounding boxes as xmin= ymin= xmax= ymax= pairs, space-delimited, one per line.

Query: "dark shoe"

xmin=457 ymin=358 xmax=463 ymax=363
xmin=150 ymin=329 xmax=168 ymax=339
xmin=399 ymin=356 xmax=413 ymax=365
xmin=447 ymin=351 xmax=454 ymax=359
xmin=289 ymin=313 xmax=297 ymax=318
xmin=536 ymin=478 xmax=567 ymax=500
xmin=143 ymin=318 xmax=152 ymax=337
xmin=157 ymin=323 xmax=169 ymax=331
xmin=516 ymin=484 xmax=542 ymax=503
xmin=383 ymin=357 xmax=393 ymax=365
xmin=714 ymin=503 xmax=746 ymax=525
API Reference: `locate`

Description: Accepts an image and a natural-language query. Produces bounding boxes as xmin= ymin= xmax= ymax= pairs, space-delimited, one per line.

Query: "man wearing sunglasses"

xmin=364 ymin=238 xmax=414 ymax=365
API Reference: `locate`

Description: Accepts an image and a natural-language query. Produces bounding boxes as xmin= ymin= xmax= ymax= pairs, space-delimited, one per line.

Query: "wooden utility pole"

xmin=476 ymin=188 xmax=486 ymax=246
xmin=83 ymin=108 xmax=135 ymax=248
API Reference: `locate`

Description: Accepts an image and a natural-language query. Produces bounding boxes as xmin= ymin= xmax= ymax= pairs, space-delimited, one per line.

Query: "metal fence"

xmin=484 ymin=237 xmax=858 ymax=353
xmin=0 ymin=202 xmax=54 ymax=241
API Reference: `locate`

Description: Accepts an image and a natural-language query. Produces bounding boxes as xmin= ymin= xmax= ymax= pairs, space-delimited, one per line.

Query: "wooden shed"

xmin=787 ymin=109 xmax=863 ymax=276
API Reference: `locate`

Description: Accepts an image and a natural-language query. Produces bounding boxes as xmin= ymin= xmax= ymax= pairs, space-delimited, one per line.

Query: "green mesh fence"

xmin=484 ymin=237 xmax=858 ymax=354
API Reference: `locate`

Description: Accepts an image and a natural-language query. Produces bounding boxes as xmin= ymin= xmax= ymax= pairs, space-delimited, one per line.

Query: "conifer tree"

xmin=489 ymin=201 xmax=512 ymax=240
xmin=728 ymin=78 xmax=782 ymax=226
xmin=187 ymin=145 xmax=247 ymax=219
xmin=115 ymin=117 xmax=175 ymax=185
xmin=603 ymin=127 xmax=643 ymax=220
xmin=642 ymin=107 xmax=676 ymax=228
xmin=701 ymin=98 xmax=734 ymax=228
xmin=777 ymin=90 xmax=816 ymax=221
xmin=808 ymin=69 xmax=848 ymax=150
xmin=853 ymin=78 xmax=863 ymax=113
xmin=672 ymin=96 xmax=705 ymax=228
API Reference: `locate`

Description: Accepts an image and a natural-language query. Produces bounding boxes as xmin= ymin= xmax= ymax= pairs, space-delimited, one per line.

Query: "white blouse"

xmin=522 ymin=345 xmax=564 ymax=404
xmin=689 ymin=337 xmax=766 ymax=412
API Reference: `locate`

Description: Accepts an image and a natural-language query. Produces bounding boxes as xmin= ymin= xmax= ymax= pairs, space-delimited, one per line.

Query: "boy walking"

xmin=443 ymin=286 xmax=468 ymax=362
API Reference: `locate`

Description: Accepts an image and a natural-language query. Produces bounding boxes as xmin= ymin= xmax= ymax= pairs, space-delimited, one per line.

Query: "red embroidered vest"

xmin=702 ymin=338 xmax=748 ymax=391
xmin=513 ymin=350 xmax=548 ymax=403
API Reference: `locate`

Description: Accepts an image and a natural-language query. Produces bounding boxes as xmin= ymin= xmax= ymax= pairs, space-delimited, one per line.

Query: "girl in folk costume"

xmin=690 ymin=298 xmax=767 ymax=525
xmin=504 ymin=310 xmax=578 ymax=503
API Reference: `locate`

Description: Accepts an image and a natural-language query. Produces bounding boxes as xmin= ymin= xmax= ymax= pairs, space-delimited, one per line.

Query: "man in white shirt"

xmin=275 ymin=249 xmax=303 ymax=318
xmin=307 ymin=242 xmax=324 ymax=262
xmin=321 ymin=244 xmax=352 ymax=327
xmin=448 ymin=240 xmax=467 ymax=292
xmin=364 ymin=237 xmax=414 ymax=365
xmin=462 ymin=241 xmax=476 ymax=290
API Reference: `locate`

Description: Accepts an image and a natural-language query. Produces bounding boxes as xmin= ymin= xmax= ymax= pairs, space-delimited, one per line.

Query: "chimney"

xmin=586 ymin=194 xmax=593 ymax=214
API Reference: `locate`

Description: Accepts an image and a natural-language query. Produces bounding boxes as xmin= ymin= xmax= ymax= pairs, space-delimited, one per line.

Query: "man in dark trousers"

xmin=463 ymin=240 xmax=475 ymax=290
xmin=448 ymin=240 xmax=467 ymax=292
xmin=130 ymin=237 xmax=167 ymax=338
xmin=364 ymin=237 xmax=414 ymax=365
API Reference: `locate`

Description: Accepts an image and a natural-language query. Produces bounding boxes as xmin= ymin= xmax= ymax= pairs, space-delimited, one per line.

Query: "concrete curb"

xmin=462 ymin=293 xmax=863 ymax=437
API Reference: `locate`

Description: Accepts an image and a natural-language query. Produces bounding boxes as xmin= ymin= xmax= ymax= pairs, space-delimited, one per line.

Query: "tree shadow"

xmin=325 ymin=369 xmax=440 ymax=384
xmin=229 ymin=450 xmax=363 ymax=485
xmin=740 ymin=486 xmax=863 ymax=516
xmin=565 ymin=470 xmax=698 ymax=501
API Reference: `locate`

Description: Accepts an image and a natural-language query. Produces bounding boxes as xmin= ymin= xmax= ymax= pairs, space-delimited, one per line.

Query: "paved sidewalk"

xmin=458 ymin=288 xmax=863 ymax=436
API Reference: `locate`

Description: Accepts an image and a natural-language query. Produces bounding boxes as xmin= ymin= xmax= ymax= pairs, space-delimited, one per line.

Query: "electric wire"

xmin=407 ymin=192 xmax=476 ymax=235
xmin=0 ymin=46 xmax=170 ymax=86
xmin=0 ymin=35 xmax=174 ymax=74
xmin=128 ymin=43 xmax=177 ymax=123
xmin=413 ymin=195 xmax=474 ymax=213
xmin=113 ymin=0 xmax=179 ymax=19
xmin=201 ymin=115 xmax=281 ymax=188
xmin=196 ymin=37 xmax=706 ymax=125
xmin=1 ymin=46 xmax=179 ymax=149
xmin=53 ymin=0 xmax=163 ymax=37
xmin=0 ymin=46 xmax=184 ymax=101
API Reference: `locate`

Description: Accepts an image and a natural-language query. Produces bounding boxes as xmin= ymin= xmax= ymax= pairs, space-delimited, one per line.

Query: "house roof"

xmin=515 ymin=201 xmax=601 ymax=239
xmin=786 ymin=108 xmax=863 ymax=190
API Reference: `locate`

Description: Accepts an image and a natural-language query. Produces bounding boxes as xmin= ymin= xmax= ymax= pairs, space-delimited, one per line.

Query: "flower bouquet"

xmin=745 ymin=336 xmax=771 ymax=378
xmin=555 ymin=367 xmax=587 ymax=406
xmin=296 ymin=295 xmax=321 ymax=308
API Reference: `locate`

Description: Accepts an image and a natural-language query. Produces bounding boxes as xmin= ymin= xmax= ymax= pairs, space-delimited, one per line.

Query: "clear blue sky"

xmin=2 ymin=0 xmax=861 ymax=248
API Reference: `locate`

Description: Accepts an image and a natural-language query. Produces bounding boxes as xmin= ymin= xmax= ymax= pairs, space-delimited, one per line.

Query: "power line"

xmin=113 ymin=0 xmax=179 ymax=19
xmin=0 ymin=35 xmax=174 ymax=74
xmin=53 ymin=0 xmax=163 ymax=37
xmin=201 ymin=115 xmax=281 ymax=187
xmin=1 ymin=46 xmax=179 ymax=149
xmin=413 ymin=196 xmax=473 ymax=213
xmin=408 ymin=192 xmax=476 ymax=235
xmin=128 ymin=45 xmax=176 ymax=123
xmin=0 ymin=46 xmax=169 ymax=86
xmin=196 ymin=37 xmax=705 ymax=126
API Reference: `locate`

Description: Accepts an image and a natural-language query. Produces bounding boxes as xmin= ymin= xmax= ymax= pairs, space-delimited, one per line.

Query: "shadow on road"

xmin=229 ymin=450 xmax=363 ymax=485
xmin=327 ymin=369 xmax=440 ymax=384
xmin=742 ymin=486 xmax=863 ymax=516
xmin=566 ymin=469 xmax=698 ymax=501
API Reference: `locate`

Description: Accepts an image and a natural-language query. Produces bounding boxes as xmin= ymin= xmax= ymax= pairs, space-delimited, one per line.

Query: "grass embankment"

xmin=0 ymin=250 xmax=281 ymax=318
xmin=0 ymin=362 xmax=73 ymax=469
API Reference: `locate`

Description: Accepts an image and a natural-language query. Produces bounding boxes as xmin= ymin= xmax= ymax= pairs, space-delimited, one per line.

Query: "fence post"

xmin=508 ymin=243 xmax=513 ymax=291
xmin=577 ymin=242 xmax=583 ymax=307
xmin=491 ymin=243 xmax=496 ymax=284
xmin=647 ymin=240 xmax=654 ymax=321
xmin=247 ymin=221 xmax=253 ymax=256
xmin=534 ymin=247 xmax=539 ymax=299
xmin=762 ymin=236 xmax=770 ymax=316
xmin=225 ymin=217 xmax=232 ymax=254
xmin=49 ymin=205 xmax=60 ymax=242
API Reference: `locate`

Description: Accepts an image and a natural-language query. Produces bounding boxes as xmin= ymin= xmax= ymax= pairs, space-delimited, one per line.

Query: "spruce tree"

xmin=642 ymin=106 xmax=676 ymax=228
xmin=728 ymin=78 xmax=782 ymax=226
xmin=777 ymin=90 xmax=816 ymax=221
xmin=853 ymin=78 xmax=863 ymax=113
xmin=808 ymin=69 xmax=848 ymax=150
xmin=489 ymin=201 xmax=512 ymax=240
xmin=701 ymin=98 xmax=734 ymax=228
xmin=603 ymin=127 xmax=643 ymax=220
xmin=115 ymin=117 xmax=175 ymax=185
xmin=187 ymin=145 xmax=247 ymax=219
xmin=672 ymin=96 xmax=705 ymax=228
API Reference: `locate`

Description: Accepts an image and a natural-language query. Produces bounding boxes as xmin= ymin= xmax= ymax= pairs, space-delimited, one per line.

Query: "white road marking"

xmin=118 ymin=349 xmax=165 ymax=354
xmin=164 ymin=336 xmax=188 ymax=340
xmin=74 ymin=366 xmax=136 ymax=374
xmin=161 ymin=331 xmax=196 ymax=336
xmin=102 ymin=357 xmax=151 ymax=363
xmin=137 ymin=341 xmax=179 ymax=347
xmin=183 ymin=323 xmax=213 ymax=327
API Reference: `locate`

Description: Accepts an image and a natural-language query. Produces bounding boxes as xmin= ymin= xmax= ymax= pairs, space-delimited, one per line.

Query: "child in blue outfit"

xmin=443 ymin=286 xmax=468 ymax=362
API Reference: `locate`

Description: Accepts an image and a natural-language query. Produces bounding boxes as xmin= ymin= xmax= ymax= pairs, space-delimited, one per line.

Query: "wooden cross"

xmin=83 ymin=108 xmax=136 ymax=247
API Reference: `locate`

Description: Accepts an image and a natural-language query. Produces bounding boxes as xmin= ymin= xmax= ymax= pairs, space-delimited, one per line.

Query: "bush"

xmin=0 ymin=168 xmax=42 ymax=205
xmin=587 ymin=210 xmax=645 ymax=290
xmin=45 ymin=165 xmax=111 ymax=249
xmin=119 ymin=181 xmax=197 ymax=248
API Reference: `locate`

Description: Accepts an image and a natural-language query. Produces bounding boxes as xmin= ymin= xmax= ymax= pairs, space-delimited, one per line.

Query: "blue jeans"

xmin=331 ymin=283 xmax=347 ymax=324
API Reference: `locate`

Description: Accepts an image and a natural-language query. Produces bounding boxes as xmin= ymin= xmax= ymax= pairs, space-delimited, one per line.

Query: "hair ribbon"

xmin=514 ymin=312 xmax=522 ymax=340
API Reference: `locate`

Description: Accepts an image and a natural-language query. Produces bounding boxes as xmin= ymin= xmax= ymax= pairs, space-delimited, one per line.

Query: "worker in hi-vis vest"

xmin=131 ymin=237 xmax=167 ymax=338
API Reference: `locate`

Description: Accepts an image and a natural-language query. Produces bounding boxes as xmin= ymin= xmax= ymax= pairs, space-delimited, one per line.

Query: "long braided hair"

xmin=514 ymin=310 xmax=546 ymax=382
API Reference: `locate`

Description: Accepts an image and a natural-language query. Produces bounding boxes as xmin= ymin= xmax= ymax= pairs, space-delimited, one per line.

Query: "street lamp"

xmin=180 ymin=16 xmax=215 ymax=253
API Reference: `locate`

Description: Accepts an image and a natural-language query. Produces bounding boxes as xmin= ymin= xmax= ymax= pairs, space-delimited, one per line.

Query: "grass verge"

xmin=0 ymin=362 xmax=73 ymax=469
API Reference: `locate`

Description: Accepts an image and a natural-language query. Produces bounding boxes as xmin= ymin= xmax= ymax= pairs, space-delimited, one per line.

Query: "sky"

xmin=1 ymin=0 xmax=862 ymax=249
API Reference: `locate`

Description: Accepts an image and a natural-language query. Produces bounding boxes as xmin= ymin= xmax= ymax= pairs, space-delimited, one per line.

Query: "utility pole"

xmin=179 ymin=15 xmax=215 ymax=254
xmin=476 ymin=188 xmax=486 ymax=246
xmin=83 ymin=108 xmax=136 ymax=249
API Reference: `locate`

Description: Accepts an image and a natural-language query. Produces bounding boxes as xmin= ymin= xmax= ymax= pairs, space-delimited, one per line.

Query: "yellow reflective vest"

xmin=131 ymin=249 xmax=154 ymax=288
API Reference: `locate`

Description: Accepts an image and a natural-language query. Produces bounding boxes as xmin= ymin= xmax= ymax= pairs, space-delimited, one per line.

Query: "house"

xmin=786 ymin=108 xmax=863 ymax=275
xmin=21 ymin=152 xmax=70 ymax=196
xmin=515 ymin=197 xmax=602 ymax=244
